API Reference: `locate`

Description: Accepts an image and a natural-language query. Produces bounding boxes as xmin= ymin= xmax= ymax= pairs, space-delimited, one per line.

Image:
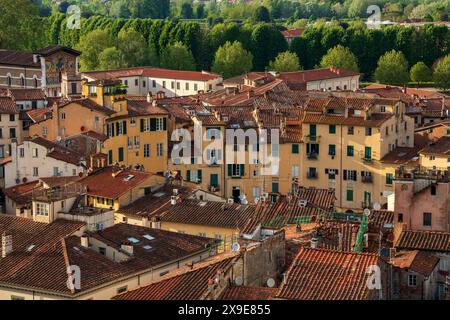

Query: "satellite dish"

xmin=363 ymin=208 xmax=371 ymax=217
xmin=235 ymin=276 xmax=243 ymax=286
xmin=232 ymin=242 xmax=240 ymax=252
xmin=266 ymin=278 xmax=275 ymax=288
xmin=373 ymin=202 xmax=381 ymax=211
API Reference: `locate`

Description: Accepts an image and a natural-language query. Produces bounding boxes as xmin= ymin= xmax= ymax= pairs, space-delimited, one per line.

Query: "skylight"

xmin=127 ymin=237 xmax=140 ymax=244
xmin=143 ymin=234 xmax=155 ymax=241
xmin=143 ymin=245 xmax=152 ymax=250
xmin=154 ymin=192 xmax=166 ymax=198
xmin=27 ymin=244 xmax=36 ymax=252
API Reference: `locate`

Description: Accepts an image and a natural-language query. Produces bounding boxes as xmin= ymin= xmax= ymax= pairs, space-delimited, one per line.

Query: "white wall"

xmin=307 ymin=76 xmax=360 ymax=91
xmin=4 ymin=141 xmax=84 ymax=188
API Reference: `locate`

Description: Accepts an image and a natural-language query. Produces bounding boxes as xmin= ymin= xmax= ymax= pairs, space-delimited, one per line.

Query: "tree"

xmin=253 ymin=6 xmax=271 ymax=23
xmin=320 ymin=45 xmax=359 ymax=72
xmin=251 ymin=24 xmax=288 ymax=71
xmin=433 ymin=55 xmax=450 ymax=90
xmin=110 ymin=0 xmax=131 ymax=18
xmin=181 ymin=2 xmax=194 ymax=19
xmin=374 ymin=50 xmax=409 ymax=85
xmin=117 ymin=28 xmax=148 ymax=67
xmin=99 ymin=47 xmax=125 ymax=70
xmin=0 ymin=0 xmax=39 ymax=50
xmin=212 ymin=41 xmax=253 ymax=79
xmin=76 ymin=29 xmax=113 ymax=71
xmin=410 ymin=62 xmax=432 ymax=84
xmin=269 ymin=51 xmax=302 ymax=72
xmin=196 ymin=4 xmax=205 ymax=19
xmin=160 ymin=42 xmax=196 ymax=71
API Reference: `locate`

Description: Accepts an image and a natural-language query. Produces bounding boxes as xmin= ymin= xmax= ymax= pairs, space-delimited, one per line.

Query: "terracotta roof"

xmin=221 ymin=286 xmax=277 ymax=300
xmin=114 ymin=253 xmax=238 ymax=300
xmin=79 ymin=130 xmax=108 ymax=142
xmin=380 ymin=147 xmax=420 ymax=165
xmin=391 ymin=250 xmax=439 ymax=276
xmin=276 ymin=247 xmax=378 ymax=300
xmin=368 ymin=210 xmax=394 ymax=230
xmin=420 ymin=136 xmax=450 ymax=156
xmin=80 ymin=167 xmax=153 ymax=199
xmin=0 ymin=50 xmax=39 ymax=68
xmin=194 ymin=113 xmax=225 ymax=126
xmin=34 ymin=45 xmax=80 ymax=57
xmin=27 ymin=107 xmax=52 ymax=123
xmin=159 ymin=199 xmax=256 ymax=231
xmin=116 ymin=186 xmax=192 ymax=219
xmin=282 ymin=28 xmax=304 ymax=38
xmin=396 ymin=230 xmax=450 ymax=253
xmin=39 ymin=176 xmax=82 ymax=188
xmin=122 ymin=99 xmax=169 ymax=118
xmin=8 ymin=89 xmax=46 ymax=101
xmin=83 ymin=67 xmax=221 ymax=82
xmin=59 ymin=98 xmax=115 ymax=116
xmin=316 ymin=221 xmax=360 ymax=252
xmin=3 ymin=180 xmax=41 ymax=205
xmin=302 ymin=112 xmax=392 ymax=127
xmin=26 ymin=136 xmax=84 ymax=166
xmin=279 ymin=67 xmax=360 ymax=87
xmin=0 ymin=97 xmax=18 ymax=114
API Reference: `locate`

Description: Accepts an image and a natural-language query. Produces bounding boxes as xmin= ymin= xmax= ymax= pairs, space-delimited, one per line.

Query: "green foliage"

xmin=320 ymin=45 xmax=359 ymax=72
xmin=433 ymin=54 xmax=450 ymax=89
xmin=160 ymin=41 xmax=196 ymax=71
xmin=212 ymin=41 xmax=253 ymax=79
xmin=410 ymin=62 xmax=432 ymax=84
xmin=269 ymin=51 xmax=302 ymax=72
xmin=251 ymin=23 xmax=288 ymax=70
xmin=117 ymin=28 xmax=148 ymax=67
xmin=76 ymin=29 xmax=113 ymax=71
xmin=253 ymin=6 xmax=271 ymax=22
xmin=180 ymin=2 xmax=194 ymax=19
xmin=375 ymin=50 xmax=409 ymax=85
xmin=99 ymin=47 xmax=125 ymax=70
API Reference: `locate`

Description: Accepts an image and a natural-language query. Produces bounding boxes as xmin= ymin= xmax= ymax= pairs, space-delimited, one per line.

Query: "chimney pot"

xmin=1 ymin=232 xmax=13 ymax=258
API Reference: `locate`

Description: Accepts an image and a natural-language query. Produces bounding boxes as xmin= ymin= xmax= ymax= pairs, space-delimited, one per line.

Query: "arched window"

xmin=6 ymin=74 xmax=11 ymax=87
xmin=33 ymin=76 xmax=38 ymax=88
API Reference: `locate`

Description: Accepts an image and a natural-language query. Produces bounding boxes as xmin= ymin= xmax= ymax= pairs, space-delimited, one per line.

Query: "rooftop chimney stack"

xmin=121 ymin=241 xmax=134 ymax=255
xmin=80 ymin=234 xmax=89 ymax=248
xmin=1 ymin=232 xmax=13 ymax=258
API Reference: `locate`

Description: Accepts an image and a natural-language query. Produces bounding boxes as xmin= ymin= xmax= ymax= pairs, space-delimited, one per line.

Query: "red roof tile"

xmin=221 ymin=286 xmax=277 ymax=300
xmin=0 ymin=97 xmax=18 ymax=114
xmin=396 ymin=230 xmax=450 ymax=253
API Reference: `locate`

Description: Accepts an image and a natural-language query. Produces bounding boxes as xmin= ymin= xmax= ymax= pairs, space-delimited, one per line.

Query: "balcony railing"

xmin=305 ymin=135 xmax=321 ymax=143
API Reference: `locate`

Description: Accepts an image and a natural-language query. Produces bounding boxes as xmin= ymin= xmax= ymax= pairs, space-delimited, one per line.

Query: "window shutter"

xmin=116 ymin=122 xmax=120 ymax=135
xmin=123 ymin=121 xmax=127 ymax=135
xmin=111 ymin=122 xmax=115 ymax=137
xmin=335 ymin=169 xmax=339 ymax=175
xmin=140 ymin=119 xmax=144 ymax=132
xmin=240 ymin=164 xmax=245 ymax=177
xmin=343 ymin=170 xmax=348 ymax=181
xmin=197 ymin=170 xmax=202 ymax=183
xmin=106 ymin=124 xmax=110 ymax=137
xmin=325 ymin=169 xmax=329 ymax=174
xmin=150 ymin=118 xmax=157 ymax=131
xmin=186 ymin=170 xmax=191 ymax=181
xmin=227 ymin=164 xmax=232 ymax=177
xmin=163 ymin=117 xmax=167 ymax=130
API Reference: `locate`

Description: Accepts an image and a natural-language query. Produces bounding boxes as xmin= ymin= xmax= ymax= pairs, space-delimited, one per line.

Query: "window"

xmin=130 ymin=118 xmax=136 ymax=127
xmin=9 ymin=114 xmax=15 ymax=122
xmin=380 ymin=106 xmax=386 ymax=112
xmin=118 ymin=147 xmax=124 ymax=162
xmin=291 ymin=144 xmax=299 ymax=154
xmin=329 ymin=144 xmax=336 ymax=156
xmin=346 ymin=190 xmax=354 ymax=201
xmin=162 ymin=81 xmax=166 ymax=88
xmin=177 ymin=82 xmax=180 ymax=90
xmin=364 ymin=147 xmax=372 ymax=160
xmin=61 ymin=112 xmax=66 ymax=120
xmin=398 ymin=213 xmax=403 ymax=223
xmin=124 ymin=80 xmax=128 ymax=86
xmin=431 ymin=185 xmax=436 ymax=195
xmin=194 ymin=83 xmax=198 ymax=91
xmin=127 ymin=137 xmax=133 ymax=150
xmin=326 ymin=168 xmax=338 ymax=180
xmin=347 ymin=145 xmax=354 ymax=157
xmin=10 ymin=296 xmax=25 ymax=300
xmin=309 ymin=124 xmax=317 ymax=137
xmin=20 ymin=76 xmax=25 ymax=87
xmin=157 ymin=143 xmax=163 ymax=156
xmin=408 ymin=274 xmax=417 ymax=287
xmin=365 ymin=127 xmax=372 ymax=136
xmin=53 ymin=167 xmax=59 ymax=176
xmin=0 ymin=145 xmax=3 ymax=158
xmin=36 ymin=203 xmax=48 ymax=216
xmin=423 ymin=212 xmax=432 ymax=227
xmin=99 ymin=247 xmax=106 ymax=256
xmin=252 ymin=187 xmax=260 ymax=198
xmin=171 ymin=81 xmax=175 ymax=89
xmin=429 ymin=155 xmax=435 ymax=161
xmin=134 ymin=136 xmax=140 ymax=149
xmin=185 ymin=82 xmax=189 ymax=90
xmin=7 ymin=75 xmax=11 ymax=86
xmin=156 ymin=118 xmax=164 ymax=131
xmin=228 ymin=164 xmax=244 ymax=177
xmin=343 ymin=170 xmax=357 ymax=181
xmin=348 ymin=126 xmax=354 ymax=135
xmin=19 ymin=148 xmax=24 ymax=158
xmin=135 ymin=79 xmax=139 ymax=86
xmin=143 ymin=80 xmax=146 ymax=87
xmin=291 ymin=165 xmax=299 ymax=178
xmin=386 ymin=173 xmax=393 ymax=185
xmin=143 ymin=144 xmax=150 ymax=157
xmin=33 ymin=167 xmax=39 ymax=176
xmin=152 ymin=80 xmax=156 ymax=88
xmin=272 ymin=182 xmax=279 ymax=193
xmin=329 ymin=124 xmax=336 ymax=134
xmin=307 ymin=167 xmax=317 ymax=179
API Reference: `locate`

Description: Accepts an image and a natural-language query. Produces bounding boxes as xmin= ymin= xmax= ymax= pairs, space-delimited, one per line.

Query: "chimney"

xmin=151 ymin=216 xmax=161 ymax=229
xmin=1 ymin=232 xmax=13 ymax=258
xmin=121 ymin=241 xmax=134 ymax=255
xmin=310 ymin=237 xmax=318 ymax=248
xmin=146 ymin=92 xmax=152 ymax=103
xmin=207 ymin=278 xmax=215 ymax=294
xmin=80 ymin=234 xmax=89 ymax=248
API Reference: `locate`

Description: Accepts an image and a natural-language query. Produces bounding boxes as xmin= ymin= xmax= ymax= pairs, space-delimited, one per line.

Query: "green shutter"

xmin=210 ymin=174 xmax=218 ymax=187
xmin=111 ymin=123 xmax=115 ymax=137
xmin=163 ymin=117 xmax=167 ymax=130
xmin=108 ymin=150 xmax=112 ymax=165
xmin=292 ymin=144 xmax=299 ymax=154
xmin=197 ymin=170 xmax=202 ymax=183
xmin=106 ymin=124 xmax=110 ymax=137
xmin=346 ymin=190 xmax=353 ymax=201
xmin=123 ymin=121 xmax=127 ymax=134
xmin=118 ymin=147 xmax=124 ymax=162
xmin=140 ymin=119 xmax=144 ymax=132
xmin=227 ymin=164 xmax=232 ymax=177
xmin=150 ymin=118 xmax=157 ymax=131
xmin=240 ymin=164 xmax=245 ymax=177
xmin=186 ymin=170 xmax=191 ymax=181
xmin=116 ymin=122 xmax=120 ymax=135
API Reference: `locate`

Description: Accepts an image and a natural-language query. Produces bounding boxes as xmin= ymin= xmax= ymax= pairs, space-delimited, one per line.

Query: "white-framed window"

xmin=35 ymin=203 xmax=49 ymax=216
xmin=157 ymin=143 xmax=163 ymax=156
xmin=252 ymin=187 xmax=260 ymax=198
xmin=408 ymin=274 xmax=417 ymax=287
xmin=127 ymin=137 xmax=133 ymax=150
xmin=194 ymin=83 xmax=198 ymax=91
xmin=292 ymin=165 xmax=299 ymax=177
xmin=134 ymin=136 xmax=140 ymax=150
xmin=19 ymin=148 xmax=24 ymax=158
xmin=61 ymin=113 xmax=66 ymax=120
xmin=130 ymin=117 xmax=136 ymax=127
xmin=429 ymin=156 xmax=435 ymax=161
xmin=116 ymin=122 xmax=123 ymax=135
xmin=144 ymin=144 xmax=150 ymax=157
xmin=53 ymin=167 xmax=59 ymax=176
xmin=42 ymin=127 xmax=48 ymax=137
xmin=156 ymin=118 xmax=164 ymax=131
xmin=33 ymin=167 xmax=39 ymax=176
xmin=185 ymin=82 xmax=189 ymax=90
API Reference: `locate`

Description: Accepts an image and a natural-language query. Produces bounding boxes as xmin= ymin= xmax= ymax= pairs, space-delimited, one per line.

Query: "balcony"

xmin=305 ymin=135 xmax=321 ymax=143
xmin=307 ymin=153 xmax=318 ymax=160
xmin=362 ymin=157 xmax=373 ymax=164
xmin=361 ymin=175 xmax=373 ymax=183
